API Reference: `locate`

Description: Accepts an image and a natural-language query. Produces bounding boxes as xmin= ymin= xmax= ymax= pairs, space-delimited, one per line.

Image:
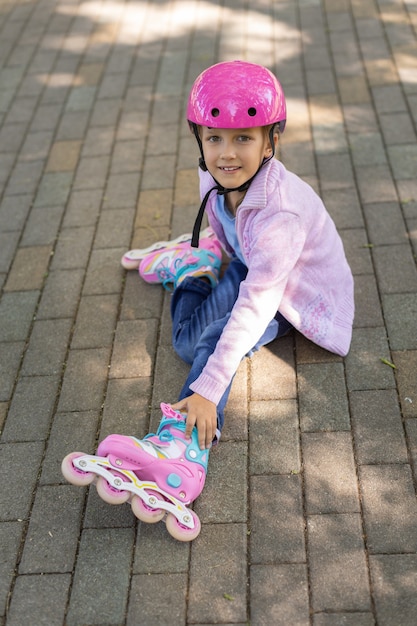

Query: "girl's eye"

xmin=238 ymin=135 xmax=251 ymax=142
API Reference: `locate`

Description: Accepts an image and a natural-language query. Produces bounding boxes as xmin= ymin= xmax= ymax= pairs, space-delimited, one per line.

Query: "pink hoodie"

xmin=189 ymin=158 xmax=354 ymax=406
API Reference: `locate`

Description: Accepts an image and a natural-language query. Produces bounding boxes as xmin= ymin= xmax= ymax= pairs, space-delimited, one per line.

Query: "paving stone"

xmin=353 ymin=274 xmax=385 ymax=328
xmin=71 ymin=293 xmax=119 ymax=349
xmin=249 ymin=399 xmax=300 ymax=475
xmin=127 ymin=572 xmax=188 ymax=626
xmin=250 ymin=564 xmax=309 ymax=626
xmin=392 ymin=349 xmax=417 ymax=418
xmin=313 ymin=613 xmax=375 ymax=626
xmin=308 ymin=514 xmax=370 ymax=612
xmin=50 ymin=225 xmax=95 ymax=269
xmin=33 ymin=172 xmax=73 ymax=207
xmin=355 ymin=164 xmax=398 ymax=204
xmin=150 ymin=343 xmax=190 ymax=404
xmin=21 ymin=205 xmax=65 ymax=246
xmin=110 ymin=318 xmax=159 ymax=378
xmin=82 ymin=247 xmax=125 ymax=295
xmin=66 ymin=528 xmax=134 ymax=626
xmin=19 ymin=484 xmax=84 ymax=574
xmin=0 ymin=441 xmax=44 ymax=520
xmin=0 ymin=521 xmax=23 ymax=617
xmin=37 ymin=269 xmax=84 ymax=320
xmin=2 ymin=375 xmax=60 ymax=442
xmin=382 ymin=293 xmax=417 ymax=350
xmin=4 ymin=245 xmax=52 ymax=291
xmin=0 ymin=341 xmax=25 ymax=402
xmin=99 ymin=376 xmax=152 ymax=439
xmin=373 ymin=243 xmax=417 ymax=294
xmin=58 ymin=347 xmax=110 ymax=412
xmin=63 ymin=187 xmax=103 ymax=228
xmin=350 ymin=389 xmax=408 ymax=464
xmin=298 ymin=362 xmax=350 ymax=431
xmin=363 ymin=201 xmax=409 ymax=245
xmin=370 ymin=555 xmax=417 ymax=626
xmin=250 ymin=474 xmax=305 ymax=564
xmin=0 ymin=194 xmax=33 ymax=233
xmin=250 ymin=335 xmax=297 ymax=400
xmin=5 ymin=573 xmax=71 ymax=626
xmin=21 ymin=318 xmax=72 ymax=376
xmin=360 ymin=464 xmax=417 ymax=553
xmin=345 ymin=327 xmax=396 ymax=391
xmin=321 ymin=187 xmax=364 ymax=230
xmin=45 ymin=139 xmax=81 ymax=172
xmin=0 ymin=290 xmax=38 ymax=342
xmin=195 ymin=441 xmax=247 ymax=523
xmin=188 ymin=524 xmax=247 ymax=624
xmin=303 ymin=432 xmax=359 ymax=514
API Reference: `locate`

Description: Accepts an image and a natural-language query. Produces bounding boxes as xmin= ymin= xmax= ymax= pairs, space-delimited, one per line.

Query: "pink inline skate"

xmin=61 ymin=403 xmax=210 ymax=541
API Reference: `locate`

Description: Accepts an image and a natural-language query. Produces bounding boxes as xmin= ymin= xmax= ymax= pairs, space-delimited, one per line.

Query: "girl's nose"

xmin=220 ymin=142 xmax=236 ymax=159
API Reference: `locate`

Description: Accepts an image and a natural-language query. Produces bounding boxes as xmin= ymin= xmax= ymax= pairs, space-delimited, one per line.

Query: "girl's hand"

xmin=171 ymin=393 xmax=217 ymax=450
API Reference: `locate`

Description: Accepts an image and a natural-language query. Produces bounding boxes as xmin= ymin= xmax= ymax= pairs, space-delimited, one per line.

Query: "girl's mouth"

xmin=220 ymin=166 xmax=240 ymax=172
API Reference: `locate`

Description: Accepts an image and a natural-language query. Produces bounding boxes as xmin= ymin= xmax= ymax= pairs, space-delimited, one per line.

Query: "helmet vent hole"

xmin=248 ymin=107 xmax=257 ymax=117
xmin=211 ymin=108 xmax=220 ymax=117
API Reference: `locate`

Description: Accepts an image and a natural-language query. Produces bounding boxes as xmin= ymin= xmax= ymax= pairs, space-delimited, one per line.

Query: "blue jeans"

xmin=170 ymin=258 xmax=292 ymax=433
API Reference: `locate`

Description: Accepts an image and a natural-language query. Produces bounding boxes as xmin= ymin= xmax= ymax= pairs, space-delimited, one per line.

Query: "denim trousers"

xmin=170 ymin=258 xmax=292 ymax=433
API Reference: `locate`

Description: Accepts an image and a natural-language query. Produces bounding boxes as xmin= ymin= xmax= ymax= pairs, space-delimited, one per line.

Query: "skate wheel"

xmin=61 ymin=452 xmax=95 ymax=487
xmin=96 ymin=475 xmax=130 ymax=505
xmin=165 ymin=510 xmax=201 ymax=542
xmin=131 ymin=492 xmax=166 ymax=523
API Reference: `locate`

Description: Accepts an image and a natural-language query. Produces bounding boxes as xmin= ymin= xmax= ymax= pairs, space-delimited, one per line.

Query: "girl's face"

xmin=201 ymin=126 xmax=274 ymax=190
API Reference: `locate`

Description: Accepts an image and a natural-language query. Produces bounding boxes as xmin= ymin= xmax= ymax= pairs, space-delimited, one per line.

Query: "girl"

xmin=63 ymin=61 xmax=354 ymax=540
xmin=138 ymin=60 xmax=354 ymax=450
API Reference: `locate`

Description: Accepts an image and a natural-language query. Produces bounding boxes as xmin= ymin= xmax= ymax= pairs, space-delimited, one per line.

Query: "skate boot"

xmin=139 ymin=235 xmax=222 ymax=289
xmin=121 ymin=226 xmax=217 ymax=269
xmin=61 ymin=403 xmax=210 ymax=541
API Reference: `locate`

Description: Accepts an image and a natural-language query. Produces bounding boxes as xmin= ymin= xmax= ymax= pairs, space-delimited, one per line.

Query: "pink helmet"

xmin=187 ymin=60 xmax=286 ymax=132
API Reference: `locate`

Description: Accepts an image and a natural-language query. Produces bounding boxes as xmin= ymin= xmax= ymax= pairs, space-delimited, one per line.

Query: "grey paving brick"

xmin=127 ymin=572 xmax=187 ymax=626
xmin=21 ymin=318 xmax=72 ymax=376
xmin=298 ymin=362 xmax=350 ymax=431
xmin=5 ymin=573 xmax=71 ymax=626
xmin=355 ymin=164 xmax=398 ymax=204
xmin=71 ymin=293 xmax=119 ymax=350
xmin=50 ymin=225 xmax=95 ymax=269
xmin=58 ymin=343 xmax=108 ymax=409
xmin=373 ymin=243 xmax=417 ymax=294
xmin=0 ymin=341 xmax=25 ymax=402
xmin=2 ymin=375 xmax=60 ymax=442
xmin=37 ymin=269 xmax=84 ymax=320
xmin=110 ymin=318 xmax=159 ymax=379
xmin=250 ymin=474 xmax=305 ymax=564
xmin=19 ymin=484 xmax=84 ymax=574
xmin=99 ymin=376 xmax=152 ymax=439
xmin=360 ymin=464 xmax=417 ymax=553
xmin=195 ymin=441 xmax=247 ymax=523
xmin=0 ymin=441 xmax=44 ymax=520
xmin=72 ymin=155 xmax=109 ymax=191
xmin=353 ymin=274 xmax=385 ymax=328
xmin=388 ymin=143 xmax=417 ymax=180
xmin=33 ymin=172 xmax=73 ymax=207
xmin=345 ymin=327 xmax=396 ymax=391
xmin=249 ymin=399 xmax=300 ymax=475
xmin=250 ymin=335 xmax=297 ymax=400
xmin=82 ymin=247 xmax=125 ymax=295
xmin=63 ymin=187 xmax=103 ymax=228
xmin=21 ymin=205 xmax=65 ymax=246
xmin=250 ymin=564 xmax=309 ymax=626
xmin=0 ymin=290 xmax=38 ymax=342
xmin=133 ymin=523 xmax=190 ymax=574
xmin=370 ymin=554 xmax=417 ymax=626
xmin=363 ymin=201 xmax=409 ymax=245
xmin=321 ymin=187 xmax=364 ymax=230
xmin=382 ymin=293 xmax=417 ymax=350
xmin=5 ymin=159 xmax=44 ymax=196
xmin=308 ymin=514 xmax=370 ymax=612
xmin=4 ymin=245 xmax=52 ymax=292
xmin=94 ymin=207 xmax=135 ymax=249
xmin=152 ymin=343 xmax=192 ymax=405
xmin=0 ymin=194 xmax=33 ymax=233
xmin=313 ymin=614 xmax=375 ymax=626
xmin=66 ymin=527 xmax=134 ymax=626
xmin=316 ymin=152 xmax=355 ymax=190
xmin=0 ymin=521 xmax=23 ymax=616
xmin=83 ymin=487 xmax=137 ymax=530
xmin=188 ymin=524 xmax=247 ymax=624
xmin=303 ymin=432 xmax=359 ymax=514
xmin=392 ymin=350 xmax=417 ymax=418
xmin=350 ymin=389 xmax=408 ymax=464
xmin=102 ymin=172 xmax=140 ymax=210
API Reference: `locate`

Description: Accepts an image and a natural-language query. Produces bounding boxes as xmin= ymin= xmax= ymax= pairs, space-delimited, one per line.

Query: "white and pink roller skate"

xmin=61 ymin=403 xmax=210 ymax=541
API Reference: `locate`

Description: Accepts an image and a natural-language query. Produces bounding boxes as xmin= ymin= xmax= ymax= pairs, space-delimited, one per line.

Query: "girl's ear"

xmin=264 ymin=132 xmax=278 ymax=157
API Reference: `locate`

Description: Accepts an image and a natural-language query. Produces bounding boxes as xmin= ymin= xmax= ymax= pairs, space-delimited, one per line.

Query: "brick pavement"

xmin=0 ymin=0 xmax=417 ymax=624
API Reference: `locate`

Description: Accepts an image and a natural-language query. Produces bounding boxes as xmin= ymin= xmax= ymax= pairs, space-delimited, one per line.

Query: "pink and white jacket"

xmin=189 ymin=158 xmax=354 ymax=406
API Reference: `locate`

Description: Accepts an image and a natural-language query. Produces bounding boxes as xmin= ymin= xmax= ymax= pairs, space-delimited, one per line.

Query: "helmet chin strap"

xmin=190 ymin=123 xmax=276 ymax=248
